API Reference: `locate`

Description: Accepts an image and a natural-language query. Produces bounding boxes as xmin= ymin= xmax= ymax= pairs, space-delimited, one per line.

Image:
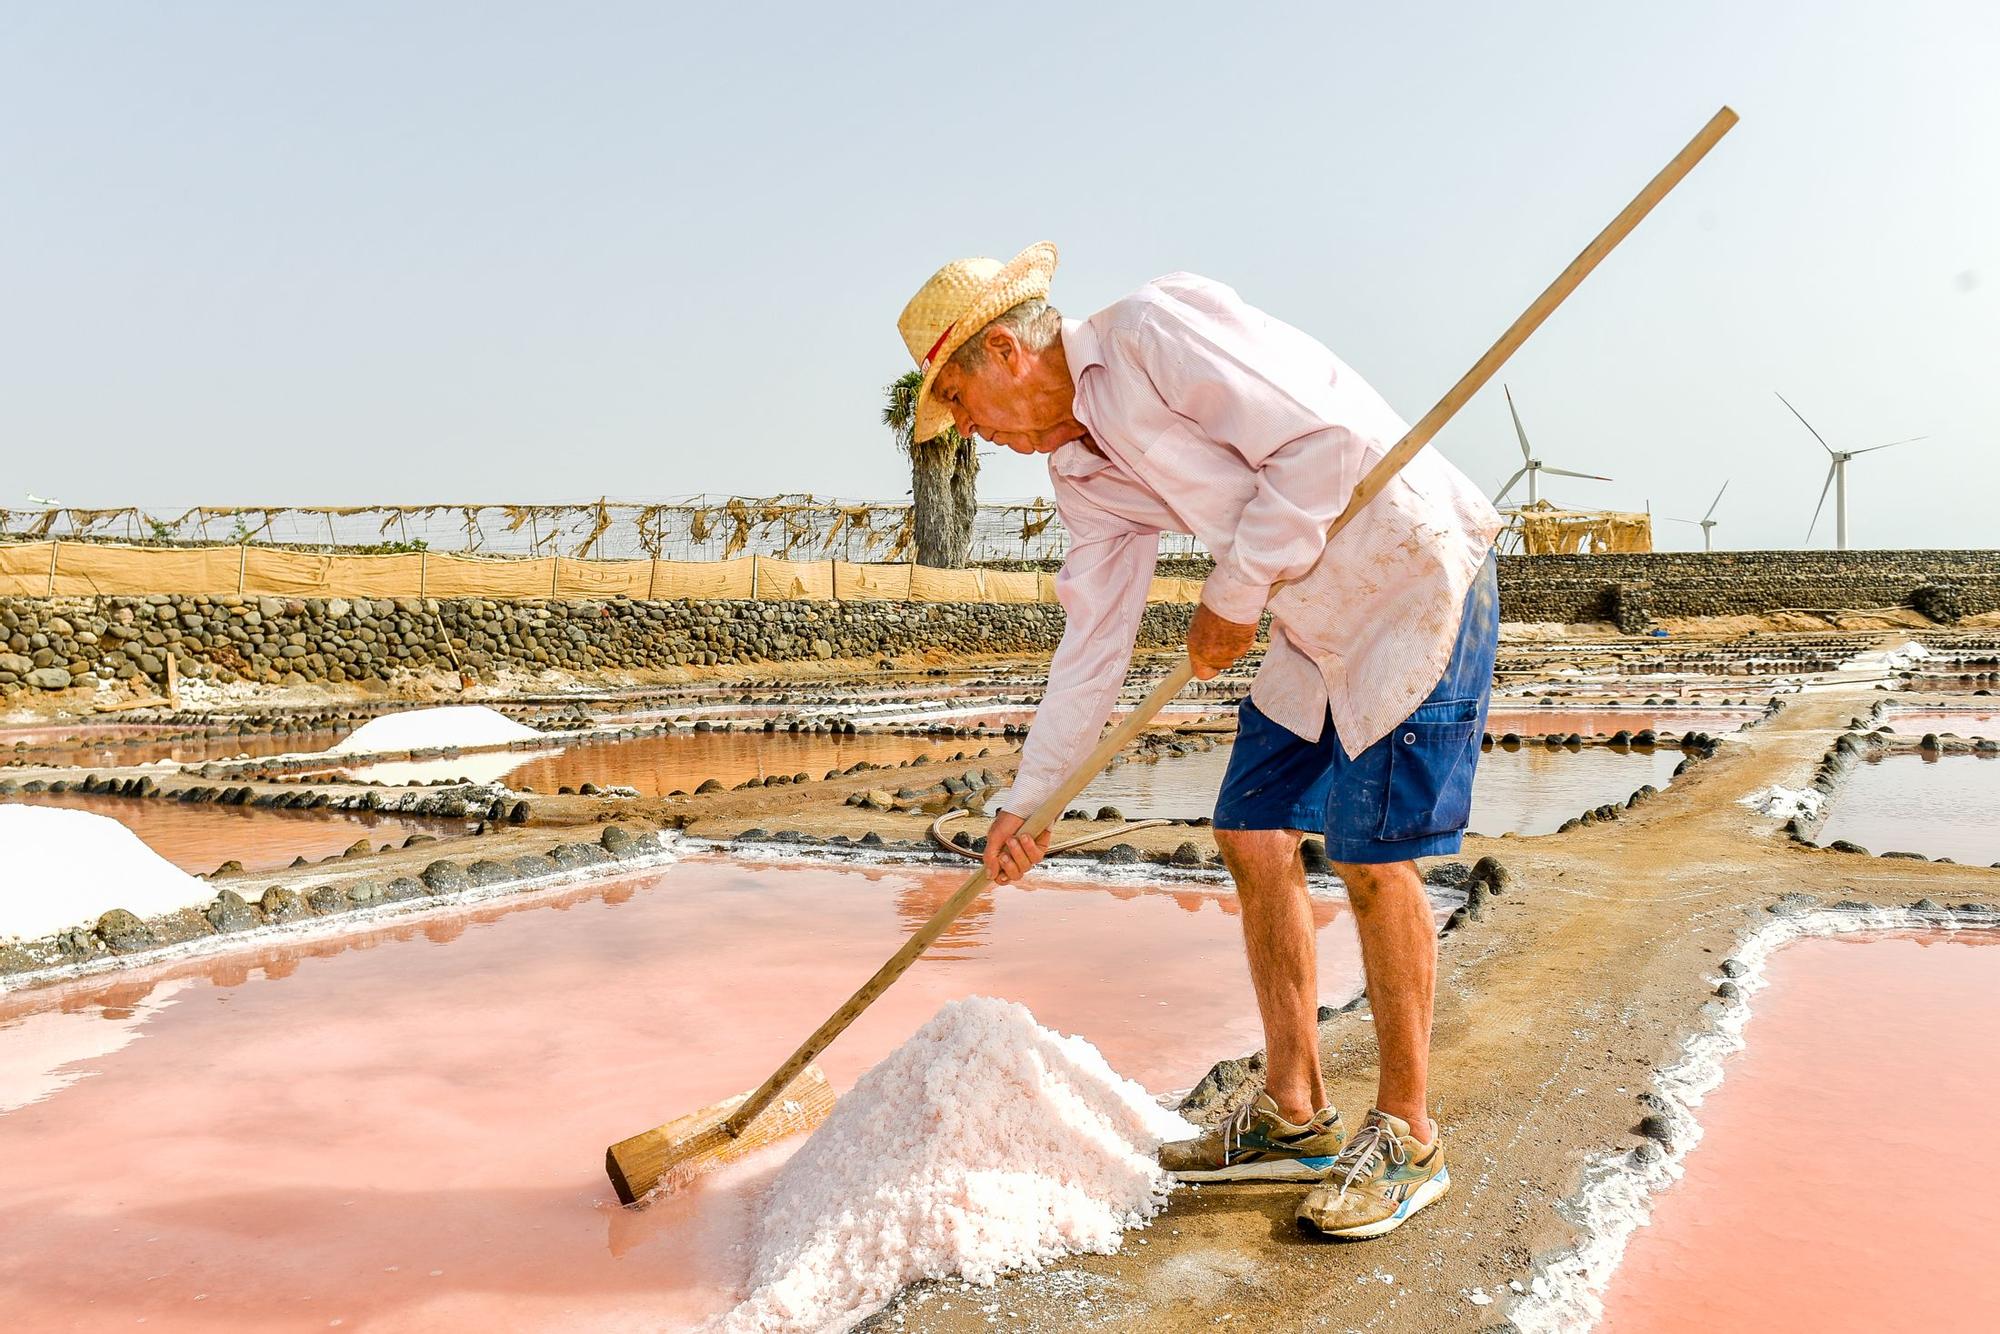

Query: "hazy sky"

xmin=3 ymin=1 xmax=1994 ymax=550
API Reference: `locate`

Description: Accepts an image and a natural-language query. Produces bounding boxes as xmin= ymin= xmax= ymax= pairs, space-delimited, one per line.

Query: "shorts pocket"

xmin=1376 ymin=700 xmax=1480 ymax=842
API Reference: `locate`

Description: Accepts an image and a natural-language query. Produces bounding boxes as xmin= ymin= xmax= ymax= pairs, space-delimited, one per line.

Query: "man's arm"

xmin=986 ymin=487 xmax=1158 ymax=884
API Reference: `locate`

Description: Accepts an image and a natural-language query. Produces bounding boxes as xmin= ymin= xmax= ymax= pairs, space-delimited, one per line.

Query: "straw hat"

xmin=896 ymin=241 xmax=1058 ymax=443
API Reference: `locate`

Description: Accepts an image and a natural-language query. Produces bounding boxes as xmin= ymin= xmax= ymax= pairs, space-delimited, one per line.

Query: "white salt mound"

xmin=329 ymin=705 xmax=542 ymax=756
xmin=1741 ymin=784 xmax=1823 ymax=821
xmin=0 ymin=805 xmax=215 ymax=941
xmin=719 ymin=996 xmax=1192 ymax=1333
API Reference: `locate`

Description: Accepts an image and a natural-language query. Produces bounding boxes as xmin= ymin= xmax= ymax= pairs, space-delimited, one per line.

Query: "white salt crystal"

xmin=717 ymin=996 xmax=1192 ymax=1332
xmin=329 ymin=705 xmax=542 ymax=755
xmin=1740 ymin=784 xmax=1823 ymax=821
xmin=0 ymin=805 xmax=214 ymax=941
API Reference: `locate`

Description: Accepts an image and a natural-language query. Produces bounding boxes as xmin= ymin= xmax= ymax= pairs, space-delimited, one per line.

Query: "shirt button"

xmin=1403 ymin=732 xmax=1417 ymax=744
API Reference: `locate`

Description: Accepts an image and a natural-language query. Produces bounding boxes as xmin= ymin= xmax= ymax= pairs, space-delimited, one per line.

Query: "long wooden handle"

xmin=1329 ymin=106 xmax=1738 ymax=544
xmin=722 ymin=105 xmax=1738 ymax=1137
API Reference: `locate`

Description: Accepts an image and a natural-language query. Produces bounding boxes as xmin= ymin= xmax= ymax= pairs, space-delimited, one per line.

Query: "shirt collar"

xmin=1059 ymin=316 xmax=1104 ymax=375
xmin=1049 ymin=317 xmax=1113 ymax=480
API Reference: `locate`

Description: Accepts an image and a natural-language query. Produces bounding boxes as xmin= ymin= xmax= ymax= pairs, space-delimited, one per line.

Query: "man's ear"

xmin=986 ymin=325 xmax=1022 ymax=374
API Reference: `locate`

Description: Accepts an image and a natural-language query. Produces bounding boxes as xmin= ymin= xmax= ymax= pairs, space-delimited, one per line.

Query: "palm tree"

xmin=882 ymin=369 xmax=980 ymax=568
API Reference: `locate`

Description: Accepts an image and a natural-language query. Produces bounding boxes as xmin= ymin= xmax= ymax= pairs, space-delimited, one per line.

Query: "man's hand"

xmin=1188 ymin=603 xmax=1257 ymax=680
xmin=983 ymin=810 xmax=1051 ymax=885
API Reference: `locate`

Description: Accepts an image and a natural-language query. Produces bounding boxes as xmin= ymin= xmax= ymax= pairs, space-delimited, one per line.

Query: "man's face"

xmin=929 ymin=330 xmax=1079 ymax=455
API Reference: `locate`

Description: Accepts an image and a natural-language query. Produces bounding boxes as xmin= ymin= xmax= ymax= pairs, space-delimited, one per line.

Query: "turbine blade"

xmin=1541 ymin=466 xmax=1612 ymax=482
xmin=1504 ymin=385 xmax=1533 ymax=463
xmin=1664 ymin=517 xmax=1701 ymax=525
xmin=1493 ymin=467 xmax=1528 ymax=504
xmin=1806 ymin=461 xmax=1837 ymax=542
xmin=1704 ymin=479 xmax=1729 ymax=521
xmin=1847 ymin=435 xmax=1928 ymax=456
xmin=1776 ymin=391 xmax=1836 ymax=456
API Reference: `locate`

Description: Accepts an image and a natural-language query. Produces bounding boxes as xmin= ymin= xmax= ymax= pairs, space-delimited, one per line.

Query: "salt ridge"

xmin=716 ymin=995 xmax=1192 ymax=1333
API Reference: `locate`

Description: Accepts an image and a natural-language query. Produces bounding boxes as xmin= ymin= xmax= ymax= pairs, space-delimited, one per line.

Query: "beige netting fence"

xmin=0 ymin=541 xmax=1204 ymax=605
xmin=0 ymin=497 xmax=1206 ymax=564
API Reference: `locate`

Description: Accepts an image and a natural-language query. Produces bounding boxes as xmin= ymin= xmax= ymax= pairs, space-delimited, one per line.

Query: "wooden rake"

xmin=604 ymin=106 xmax=1739 ymax=1206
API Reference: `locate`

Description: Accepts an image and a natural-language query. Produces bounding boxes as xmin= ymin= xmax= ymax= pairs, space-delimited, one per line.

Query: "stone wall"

xmin=996 ymin=550 xmax=2000 ymax=626
xmin=1497 ymin=550 xmax=2000 ymax=626
xmin=4 ymin=549 xmax=1997 ymax=698
xmin=0 ymin=595 xmax=1198 ymax=698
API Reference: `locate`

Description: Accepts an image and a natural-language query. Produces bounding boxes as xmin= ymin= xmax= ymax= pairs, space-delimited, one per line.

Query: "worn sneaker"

xmin=1159 ymin=1092 xmax=1345 ymax=1183
xmin=1295 ymin=1109 xmax=1450 ymax=1239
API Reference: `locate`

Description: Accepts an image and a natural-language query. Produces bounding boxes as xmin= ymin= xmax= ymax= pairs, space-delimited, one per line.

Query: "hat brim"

xmin=912 ymin=240 xmax=1058 ymax=443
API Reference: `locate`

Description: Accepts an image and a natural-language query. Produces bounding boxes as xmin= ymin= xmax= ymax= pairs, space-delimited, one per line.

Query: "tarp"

xmin=752 ymin=556 xmax=836 ymax=601
xmin=0 ymin=542 xmax=58 ymax=595
xmin=46 ymin=543 xmax=241 ymax=596
xmin=652 ymin=558 xmax=756 ymax=600
xmin=981 ymin=569 xmax=1042 ymax=603
xmin=242 ymin=550 xmax=425 ymax=598
xmin=556 ymin=557 xmax=651 ymax=598
xmin=1149 ymin=576 xmax=1204 ymax=604
xmin=0 ymin=543 xmax=1202 ymax=607
xmin=909 ymin=565 xmax=987 ymax=603
xmin=833 ymin=562 xmax=914 ymax=600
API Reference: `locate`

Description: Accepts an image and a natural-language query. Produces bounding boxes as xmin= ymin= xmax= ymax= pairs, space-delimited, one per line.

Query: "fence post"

xmin=550 ymin=556 xmax=561 ymax=598
xmin=418 ymin=549 xmax=428 ymax=600
xmin=646 ymin=558 xmax=658 ymax=600
xmin=237 ymin=544 xmax=247 ymax=594
xmin=47 ymin=539 xmax=58 ymax=595
xmin=830 ymin=560 xmax=839 ymax=602
xmin=749 ymin=555 xmax=760 ymax=601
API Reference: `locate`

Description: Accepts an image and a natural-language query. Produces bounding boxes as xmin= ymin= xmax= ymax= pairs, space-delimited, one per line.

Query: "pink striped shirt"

xmin=1004 ymin=273 xmax=1504 ymax=819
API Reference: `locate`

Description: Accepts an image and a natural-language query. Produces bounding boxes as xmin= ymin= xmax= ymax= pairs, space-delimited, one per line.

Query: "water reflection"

xmin=0 ymin=790 xmax=462 ymax=873
xmin=1069 ymin=743 xmax=1685 ymax=836
xmin=1813 ymin=753 xmax=2000 ymax=864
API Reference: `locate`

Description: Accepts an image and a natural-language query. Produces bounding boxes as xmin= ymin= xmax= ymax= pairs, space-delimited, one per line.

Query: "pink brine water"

xmin=0 ymin=854 xmax=1386 ymax=1331
xmin=1599 ymin=931 xmax=2000 ymax=1332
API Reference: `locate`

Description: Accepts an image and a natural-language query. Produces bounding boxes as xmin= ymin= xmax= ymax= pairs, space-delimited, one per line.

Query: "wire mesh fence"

xmin=0 ymin=498 xmax=1210 ymax=563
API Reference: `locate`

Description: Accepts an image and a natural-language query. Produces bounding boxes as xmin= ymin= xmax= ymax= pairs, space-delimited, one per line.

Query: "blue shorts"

xmin=1213 ymin=554 xmax=1499 ymax=864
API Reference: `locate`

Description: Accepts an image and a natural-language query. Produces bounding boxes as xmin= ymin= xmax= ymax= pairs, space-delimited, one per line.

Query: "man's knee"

xmin=1215 ymin=827 xmax=1303 ymax=886
xmin=1331 ymin=858 xmax=1421 ymax=907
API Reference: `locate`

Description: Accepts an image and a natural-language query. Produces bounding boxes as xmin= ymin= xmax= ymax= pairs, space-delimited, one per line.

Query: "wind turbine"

xmin=1493 ymin=385 xmax=1611 ymax=507
xmin=1667 ymin=480 xmax=1728 ymax=552
xmin=1775 ymin=392 xmax=1926 ymax=550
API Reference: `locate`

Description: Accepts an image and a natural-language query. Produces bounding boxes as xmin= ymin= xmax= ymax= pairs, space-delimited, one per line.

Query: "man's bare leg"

xmin=1214 ymin=827 xmax=1326 ymax=1124
xmin=1334 ymin=858 xmax=1435 ymax=1141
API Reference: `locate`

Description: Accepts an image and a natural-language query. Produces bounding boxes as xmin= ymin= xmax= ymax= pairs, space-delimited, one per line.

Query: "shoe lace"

xmin=1330 ymin=1120 xmax=1407 ymax=1198
xmin=1220 ymin=1097 xmax=1265 ymax=1159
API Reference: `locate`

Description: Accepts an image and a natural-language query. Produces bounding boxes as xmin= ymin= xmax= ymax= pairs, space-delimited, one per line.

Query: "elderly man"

xmin=896 ymin=242 xmax=1502 ymax=1240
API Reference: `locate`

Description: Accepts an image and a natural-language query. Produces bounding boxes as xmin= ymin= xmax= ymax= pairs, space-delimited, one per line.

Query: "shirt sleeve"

xmin=1118 ymin=299 xmax=1367 ymax=624
xmin=1002 ymin=478 xmax=1160 ymax=820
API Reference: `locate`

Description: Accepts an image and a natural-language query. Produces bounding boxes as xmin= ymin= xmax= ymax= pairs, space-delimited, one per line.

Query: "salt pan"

xmin=0 ymin=805 xmax=216 ymax=941
xmin=329 ymin=705 xmax=542 ymax=756
xmin=718 ymin=996 xmax=1192 ymax=1333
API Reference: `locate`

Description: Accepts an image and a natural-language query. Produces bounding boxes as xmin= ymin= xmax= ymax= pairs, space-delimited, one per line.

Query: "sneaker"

xmin=1295 ymin=1109 xmax=1450 ymax=1239
xmin=1159 ymin=1092 xmax=1344 ymax=1183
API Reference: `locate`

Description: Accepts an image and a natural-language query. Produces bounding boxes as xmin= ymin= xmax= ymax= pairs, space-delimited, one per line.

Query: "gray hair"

xmin=947 ymin=298 xmax=1062 ymax=372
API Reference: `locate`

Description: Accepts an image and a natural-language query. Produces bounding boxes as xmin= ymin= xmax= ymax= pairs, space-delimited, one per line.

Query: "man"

xmin=895 ymin=242 xmax=1502 ymax=1240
